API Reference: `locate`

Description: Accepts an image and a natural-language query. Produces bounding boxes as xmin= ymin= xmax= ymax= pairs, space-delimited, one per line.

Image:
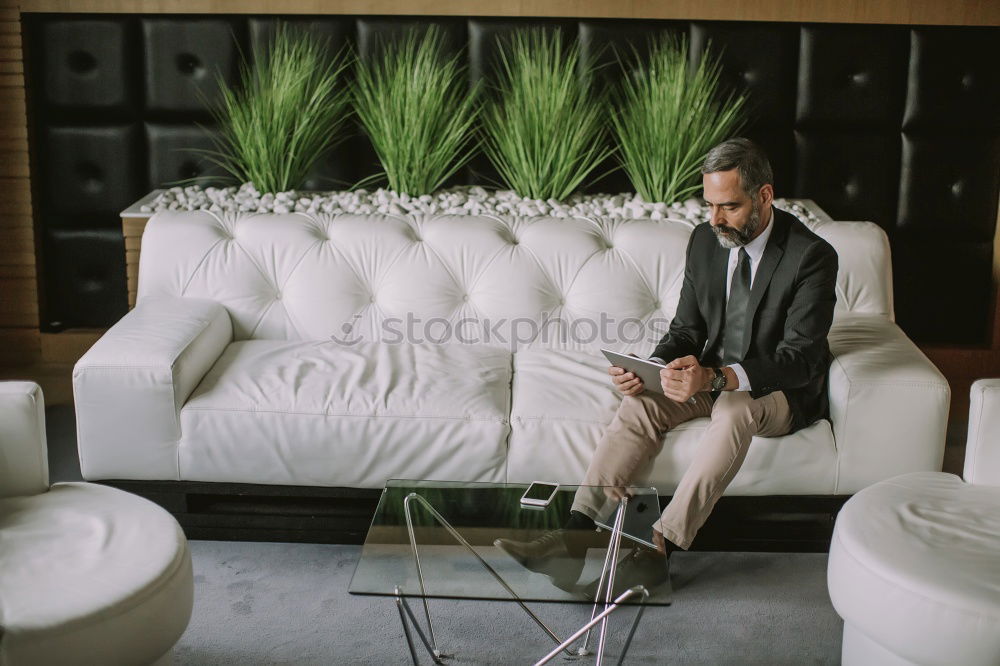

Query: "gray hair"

xmin=701 ymin=138 xmax=774 ymax=200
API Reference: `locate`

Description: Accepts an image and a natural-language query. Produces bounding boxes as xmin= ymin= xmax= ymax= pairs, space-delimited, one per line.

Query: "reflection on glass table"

xmin=349 ymin=479 xmax=671 ymax=665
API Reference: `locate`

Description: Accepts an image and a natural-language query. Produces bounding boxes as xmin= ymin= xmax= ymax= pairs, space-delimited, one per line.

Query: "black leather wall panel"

xmin=903 ymin=27 xmax=1000 ymax=132
xmin=898 ymin=134 xmax=1000 ymax=241
xmin=43 ymin=124 xmax=143 ymax=218
xmin=42 ymin=229 xmax=127 ymax=329
xmin=145 ymin=123 xmax=227 ymax=188
xmin=893 ymin=241 xmax=993 ymax=345
xmin=248 ymin=17 xmax=353 ymax=58
xmin=39 ymin=19 xmax=134 ymax=115
xmin=141 ymin=18 xmax=244 ymax=115
xmin=797 ymin=25 xmax=908 ymax=129
xmin=577 ymin=19 xmax=685 ymax=82
xmin=744 ymin=128 xmax=796 ymax=196
xmin=794 ymin=131 xmax=900 ymax=228
xmin=691 ymin=22 xmax=799 ymax=128
xmin=22 ymin=16 xmax=1000 ymax=344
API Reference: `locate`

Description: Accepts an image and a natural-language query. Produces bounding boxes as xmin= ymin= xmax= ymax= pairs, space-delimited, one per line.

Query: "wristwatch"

xmin=710 ymin=367 xmax=727 ymax=391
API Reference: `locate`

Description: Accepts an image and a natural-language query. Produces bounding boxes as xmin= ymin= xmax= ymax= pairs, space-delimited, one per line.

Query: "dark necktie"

xmin=722 ymin=248 xmax=751 ymax=365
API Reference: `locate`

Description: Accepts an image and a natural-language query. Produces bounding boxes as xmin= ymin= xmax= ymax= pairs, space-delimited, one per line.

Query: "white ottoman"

xmin=828 ymin=378 xmax=1000 ymax=666
xmin=0 ymin=381 xmax=193 ymax=665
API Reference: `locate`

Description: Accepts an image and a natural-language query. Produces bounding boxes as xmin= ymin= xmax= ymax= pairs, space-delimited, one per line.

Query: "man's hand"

xmin=659 ymin=355 xmax=711 ymax=403
xmin=608 ymin=353 xmax=645 ymax=396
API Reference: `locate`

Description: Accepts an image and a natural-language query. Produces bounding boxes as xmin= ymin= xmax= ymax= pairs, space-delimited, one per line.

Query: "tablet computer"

xmin=601 ymin=349 xmax=666 ymax=395
xmin=592 ymin=491 xmax=662 ymax=550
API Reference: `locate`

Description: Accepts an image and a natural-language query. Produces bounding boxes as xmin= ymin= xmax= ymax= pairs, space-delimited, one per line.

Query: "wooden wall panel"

xmin=15 ymin=0 xmax=1000 ymax=26
xmin=0 ymin=0 xmax=39 ymax=366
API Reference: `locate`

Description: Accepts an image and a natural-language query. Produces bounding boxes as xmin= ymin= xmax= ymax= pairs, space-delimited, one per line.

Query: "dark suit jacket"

xmin=651 ymin=206 xmax=839 ymax=433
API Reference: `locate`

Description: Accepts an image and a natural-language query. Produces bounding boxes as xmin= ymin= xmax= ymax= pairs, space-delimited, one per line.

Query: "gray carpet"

xmin=35 ymin=406 xmax=844 ymax=663
xmin=174 ymin=541 xmax=842 ymax=665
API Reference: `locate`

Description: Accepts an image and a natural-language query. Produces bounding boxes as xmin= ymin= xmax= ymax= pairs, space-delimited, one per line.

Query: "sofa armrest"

xmin=827 ymin=314 xmax=950 ymax=494
xmin=72 ymin=297 xmax=232 ymax=480
xmin=965 ymin=379 xmax=1000 ymax=487
xmin=0 ymin=381 xmax=48 ymax=498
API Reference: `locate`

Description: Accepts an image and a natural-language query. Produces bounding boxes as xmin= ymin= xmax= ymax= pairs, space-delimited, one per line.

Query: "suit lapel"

xmin=739 ymin=208 xmax=789 ymax=359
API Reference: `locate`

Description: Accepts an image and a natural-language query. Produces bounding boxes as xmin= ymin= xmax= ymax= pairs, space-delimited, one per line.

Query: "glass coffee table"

xmin=349 ymin=480 xmax=672 ymax=665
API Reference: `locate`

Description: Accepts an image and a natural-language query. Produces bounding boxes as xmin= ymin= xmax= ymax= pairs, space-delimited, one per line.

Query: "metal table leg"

xmin=398 ymin=492 xmax=654 ymax=665
xmin=402 ymin=492 xmax=577 ymax=659
xmin=394 ymin=586 xmax=444 ymax=665
xmin=395 ymin=587 xmax=423 ymax=665
xmin=533 ymin=586 xmax=650 ymax=666
xmin=580 ymin=496 xmax=630 ymax=658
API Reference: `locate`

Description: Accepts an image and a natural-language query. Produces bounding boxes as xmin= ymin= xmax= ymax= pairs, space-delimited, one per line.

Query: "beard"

xmin=712 ymin=199 xmax=761 ymax=249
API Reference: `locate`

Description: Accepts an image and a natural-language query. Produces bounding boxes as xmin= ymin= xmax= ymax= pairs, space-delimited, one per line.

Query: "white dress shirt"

xmin=652 ymin=208 xmax=775 ymax=392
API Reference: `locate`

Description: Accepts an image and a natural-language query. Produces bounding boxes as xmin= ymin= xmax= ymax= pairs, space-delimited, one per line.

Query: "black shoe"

xmin=582 ymin=547 xmax=672 ymax=602
xmin=494 ymin=529 xmax=587 ymax=591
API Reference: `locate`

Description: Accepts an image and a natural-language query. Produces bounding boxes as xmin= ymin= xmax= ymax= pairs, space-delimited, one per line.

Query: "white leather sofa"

xmin=0 ymin=381 xmax=193 ymax=665
xmin=827 ymin=378 xmax=1000 ymax=665
xmin=73 ymin=209 xmax=949 ymax=496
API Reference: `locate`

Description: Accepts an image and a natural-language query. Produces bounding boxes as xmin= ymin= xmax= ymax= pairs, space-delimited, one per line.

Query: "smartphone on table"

xmin=519 ymin=481 xmax=560 ymax=508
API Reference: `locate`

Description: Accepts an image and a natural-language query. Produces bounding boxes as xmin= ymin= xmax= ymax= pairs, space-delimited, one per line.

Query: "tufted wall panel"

xmin=23 ymin=15 xmax=1000 ymax=345
xmin=42 ymin=228 xmax=127 ymax=329
xmin=42 ymin=124 xmax=144 ymax=218
xmin=140 ymin=18 xmax=244 ymax=115
xmin=39 ymin=20 xmax=134 ymax=114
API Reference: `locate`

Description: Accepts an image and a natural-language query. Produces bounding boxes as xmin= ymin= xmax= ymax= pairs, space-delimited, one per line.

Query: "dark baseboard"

xmin=690 ymin=495 xmax=848 ymax=553
xmin=99 ymin=480 xmax=849 ymax=553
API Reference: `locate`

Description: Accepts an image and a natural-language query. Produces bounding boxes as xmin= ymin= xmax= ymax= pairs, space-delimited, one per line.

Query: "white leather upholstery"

xmin=828 ymin=379 xmax=1000 ymax=666
xmin=135 ymin=211 xmax=692 ymax=353
xmin=507 ymin=348 xmax=837 ymax=493
xmin=134 ymin=211 xmax=892 ymax=351
xmin=179 ymin=340 xmax=511 ymax=486
xmin=965 ymin=378 xmax=1000 ymax=486
xmin=0 ymin=381 xmax=48 ymax=498
xmin=0 ymin=382 xmax=193 ymax=665
xmin=828 ymin=473 xmax=1000 ymax=665
xmin=841 ymin=624 xmax=920 ymax=666
xmin=827 ymin=314 xmax=950 ymax=493
xmin=73 ymin=296 xmax=232 ymax=480
xmin=74 ymin=210 xmax=948 ymax=494
xmin=0 ymin=484 xmax=193 ymax=665
xmin=806 ymin=218 xmax=894 ymax=319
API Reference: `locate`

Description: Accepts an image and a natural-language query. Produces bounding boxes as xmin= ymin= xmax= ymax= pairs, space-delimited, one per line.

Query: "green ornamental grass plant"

xmin=200 ymin=23 xmax=353 ymax=194
xmin=480 ymin=28 xmax=615 ymax=201
xmin=352 ymin=26 xmax=481 ymax=196
xmin=611 ymin=34 xmax=747 ymax=204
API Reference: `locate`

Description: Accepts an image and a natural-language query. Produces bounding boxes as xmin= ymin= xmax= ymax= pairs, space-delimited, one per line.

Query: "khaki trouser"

xmin=571 ymin=389 xmax=793 ymax=549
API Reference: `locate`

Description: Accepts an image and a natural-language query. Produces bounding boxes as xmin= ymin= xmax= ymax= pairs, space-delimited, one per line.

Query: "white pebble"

xmin=139 ymin=183 xmax=821 ymax=225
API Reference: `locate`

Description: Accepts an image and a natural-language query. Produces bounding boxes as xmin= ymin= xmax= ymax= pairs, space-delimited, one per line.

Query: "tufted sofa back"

xmin=137 ymin=211 xmax=892 ymax=354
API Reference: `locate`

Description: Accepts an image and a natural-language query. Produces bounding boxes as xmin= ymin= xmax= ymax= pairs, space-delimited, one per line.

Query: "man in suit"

xmin=496 ymin=137 xmax=839 ymax=594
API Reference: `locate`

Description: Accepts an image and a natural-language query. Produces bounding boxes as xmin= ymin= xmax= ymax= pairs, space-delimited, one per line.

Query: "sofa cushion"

xmin=828 ymin=472 xmax=1000 ymax=665
xmin=507 ymin=349 xmax=837 ymax=493
xmin=179 ymin=340 xmax=512 ymax=487
xmin=0 ymin=482 xmax=192 ymax=665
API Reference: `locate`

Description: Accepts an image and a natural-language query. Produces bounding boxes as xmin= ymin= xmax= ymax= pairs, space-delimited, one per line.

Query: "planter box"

xmin=121 ymin=190 xmax=164 ymax=309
